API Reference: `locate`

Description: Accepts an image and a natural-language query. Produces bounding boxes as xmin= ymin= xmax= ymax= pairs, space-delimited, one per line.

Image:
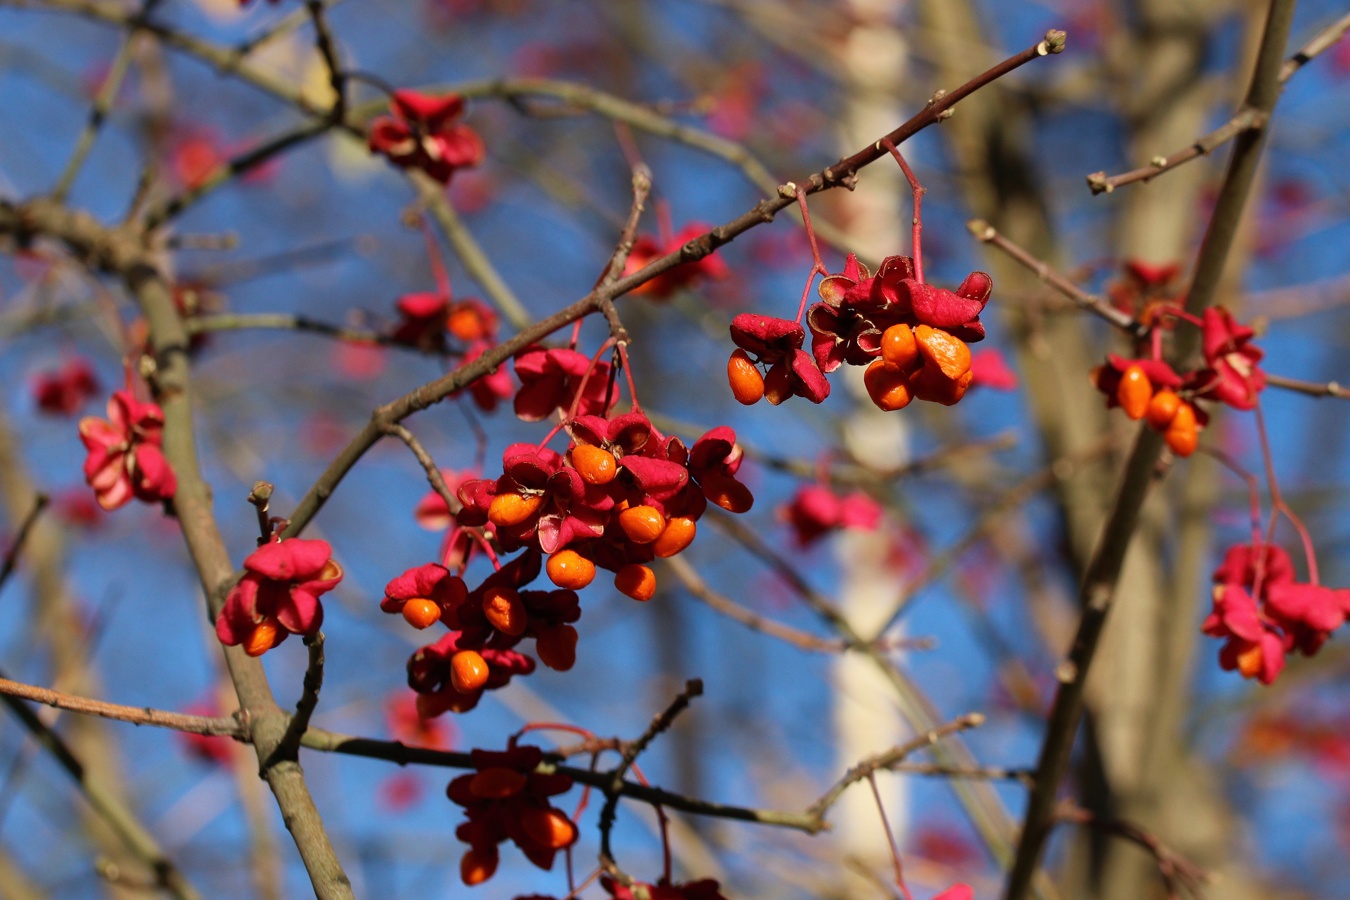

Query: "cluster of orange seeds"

xmin=864 ymin=323 xmax=975 ymax=411
xmin=1094 ymin=359 xmax=1202 ymax=457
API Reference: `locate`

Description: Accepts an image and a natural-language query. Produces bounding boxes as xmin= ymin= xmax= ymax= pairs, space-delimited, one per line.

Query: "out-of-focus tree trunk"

xmin=915 ymin=0 xmax=1271 ymax=896
xmin=831 ymin=2 xmax=913 ymax=895
xmin=0 ymin=405 xmax=152 ymax=898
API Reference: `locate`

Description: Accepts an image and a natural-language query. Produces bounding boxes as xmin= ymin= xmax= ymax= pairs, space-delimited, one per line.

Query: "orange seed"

xmin=615 ymin=564 xmax=657 ymax=602
xmin=619 ymin=505 xmax=666 ymax=544
xmin=449 ymin=649 xmax=490 ymax=693
xmin=727 ymin=349 xmax=765 ymax=405
xmin=546 ymin=549 xmax=596 ymax=590
xmin=482 ymin=587 xmax=527 ymax=636
xmin=460 ymin=847 xmax=498 ymax=886
xmin=401 ymin=597 xmax=441 ymax=630
xmin=571 ymin=444 xmax=618 ymax=485
xmin=487 ymin=491 xmax=543 ymax=527
xmin=520 ymin=807 xmax=577 ymax=850
xmin=914 ymin=325 xmax=972 ymax=381
xmin=243 ymin=619 xmax=280 ymax=657
xmin=1147 ymin=389 xmax=1181 ymax=430
xmin=651 ymin=516 xmax=697 ymax=558
xmin=863 ymin=360 xmax=914 ymax=411
xmin=468 ymin=767 xmax=527 ymax=799
xmin=880 ymin=324 xmax=920 ymax=371
xmin=1164 ymin=401 xmax=1199 ymax=457
xmin=1116 ymin=365 xmax=1153 ymax=420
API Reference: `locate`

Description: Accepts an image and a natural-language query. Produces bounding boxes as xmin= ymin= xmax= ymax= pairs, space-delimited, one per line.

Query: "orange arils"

xmin=912 ymin=367 xmax=973 ymax=406
xmin=1116 ymin=364 xmax=1152 ymax=420
xmin=401 ymin=597 xmax=441 ymax=629
xmin=727 ymin=349 xmax=765 ymax=405
xmin=763 ymin=364 xmax=791 ymax=405
xmin=702 ymin=473 xmax=754 ymax=513
xmin=615 ymin=563 xmax=657 ymax=602
xmin=546 ymin=549 xmax=596 ymax=590
xmin=864 ymin=360 xmax=914 ymax=411
xmin=536 ymin=623 xmax=578 ymax=672
xmin=460 ymin=847 xmax=498 ymax=886
xmin=1164 ymin=401 xmax=1199 ymax=457
xmin=447 ymin=305 xmax=487 ymax=342
xmin=243 ymin=619 xmax=279 ymax=657
xmin=570 ymin=444 xmax=617 ymax=485
xmin=487 ymin=491 xmax=543 ymax=527
xmin=449 ymin=649 xmax=489 ymax=693
xmin=880 ymin=324 xmax=919 ymax=371
xmin=914 ymin=325 xmax=972 ymax=382
xmin=1236 ymin=642 xmax=1264 ymax=680
xmin=468 ymin=766 xmax=528 ymax=799
xmin=1147 ymin=389 xmax=1181 ymax=430
xmin=619 ymin=505 xmax=666 ymax=544
xmin=520 ymin=806 xmax=578 ymax=850
xmin=652 ymin=516 xmax=697 ymax=558
xmin=482 ymin=587 xmax=527 ymax=636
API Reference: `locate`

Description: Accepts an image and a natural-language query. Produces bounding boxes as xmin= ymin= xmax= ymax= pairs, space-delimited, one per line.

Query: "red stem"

xmin=867 ymin=773 xmax=912 ymax=900
xmin=792 ymin=189 xmax=828 ymax=322
xmin=617 ymin=343 xmax=643 ymax=415
xmin=881 ymin=139 xmax=925 ymax=285
xmin=420 ymin=218 xmax=451 ymax=298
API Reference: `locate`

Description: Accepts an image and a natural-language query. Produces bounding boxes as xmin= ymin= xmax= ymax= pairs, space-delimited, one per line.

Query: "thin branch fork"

xmin=0 ymin=672 xmax=822 ymax=832
xmin=1054 ymin=803 xmax=1210 ymax=899
xmin=807 ymin=713 xmax=986 ymax=821
xmin=1086 ymin=9 xmax=1350 ymax=195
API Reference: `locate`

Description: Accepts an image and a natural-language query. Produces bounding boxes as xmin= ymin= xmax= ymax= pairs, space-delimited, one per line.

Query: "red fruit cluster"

xmin=622 ymin=222 xmax=729 ymax=300
xmin=1202 ymin=543 xmax=1350 ymax=685
xmin=447 ymin=744 xmax=577 ymax=886
xmin=601 ymin=875 xmax=730 ymax=900
xmin=454 ymin=414 xmax=750 ymax=603
xmin=78 ymin=389 xmax=178 ymax=511
xmin=216 ymin=538 xmax=343 ymax=657
xmin=1093 ymin=307 xmax=1265 ymax=456
xmin=779 ymin=483 xmax=882 ymax=548
xmin=368 ymin=90 xmax=484 ymax=184
xmin=726 ymin=253 xmax=993 ymax=411
xmin=393 ymin=552 xmax=583 ymax=716
xmin=512 ymin=345 xmax=612 ymax=422
xmin=1092 ymin=355 xmax=1203 ymax=456
xmin=33 ymin=357 xmax=99 ymax=416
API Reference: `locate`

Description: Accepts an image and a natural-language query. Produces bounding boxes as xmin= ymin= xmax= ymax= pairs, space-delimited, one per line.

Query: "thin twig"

xmin=306 ymin=0 xmax=346 ymax=121
xmin=0 ymin=493 xmax=48 ymax=594
xmin=660 ymin=554 xmax=853 ymax=653
xmin=1265 ymin=371 xmax=1350 ymax=400
xmin=598 ymin=680 xmax=703 ymax=883
xmin=968 ymin=219 xmax=1147 ymax=338
xmin=271 ymin=633 xmax=326 ymax=766
xmin=874 ymin=435 xmax=1116 ymax=635
xmin=50 ymin=0 xmax=158 ymax=201
xmin=1054 ymin=803 xmax=1211 ymax=899
xmin=1085 ymin=10 xmax=1350 ymax=195
xmin=0 ymin=676 xmax=242 ymax=737
xmin=0 ymin=669 xmax=204 ymax=900
xmin=807 ymin=713 xmax=985 ymax=820
xmin=383 ymin=423 xmax=462 ymax=516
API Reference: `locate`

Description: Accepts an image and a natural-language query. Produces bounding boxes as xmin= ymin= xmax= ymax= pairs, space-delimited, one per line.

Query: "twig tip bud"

xmin=1042 ymin=30 xmax=1067 ymax=54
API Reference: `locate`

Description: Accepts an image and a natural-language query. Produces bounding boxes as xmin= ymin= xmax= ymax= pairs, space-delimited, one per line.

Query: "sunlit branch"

xmin=967 ymin=219 xmax=1147 ymax=338
xmin=807 ymin=713 xmax=986 ymax=819
xmin=1086 ymin=10 xmax=1350 ymax=195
